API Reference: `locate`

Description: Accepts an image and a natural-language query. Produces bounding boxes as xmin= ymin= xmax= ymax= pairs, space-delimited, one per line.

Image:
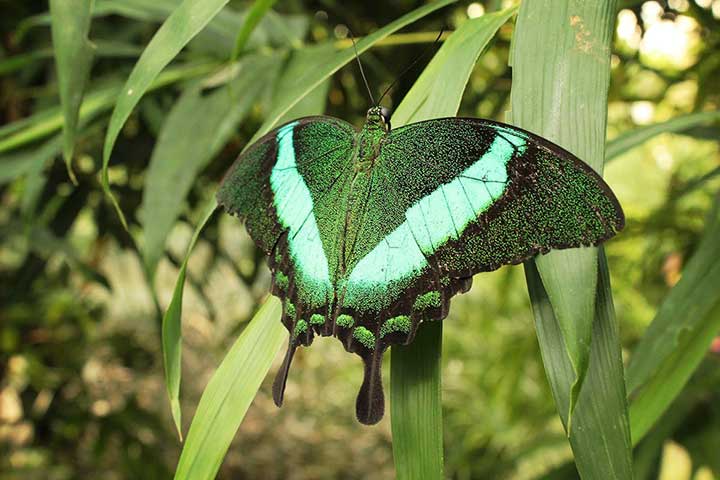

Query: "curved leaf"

xmin=101 ymin=0 xmax=232 ymax=228
xmin=49 ymin=0 xmax=95 ymax=183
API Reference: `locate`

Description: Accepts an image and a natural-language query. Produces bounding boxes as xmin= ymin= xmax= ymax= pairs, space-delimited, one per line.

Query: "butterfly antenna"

xmin=347 ymin=29 xmax=376 ymax=105
xmin=377 ymin=28 xmax=445 ymax=106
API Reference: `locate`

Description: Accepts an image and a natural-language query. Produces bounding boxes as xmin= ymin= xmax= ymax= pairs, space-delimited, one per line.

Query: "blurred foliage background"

xmin=1 ymin=0 xmax=719 ymax=479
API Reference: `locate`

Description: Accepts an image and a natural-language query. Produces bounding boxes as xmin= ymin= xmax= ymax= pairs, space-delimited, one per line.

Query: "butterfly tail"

xmin=355 ymin=349 xmax=385 ymax=425
xmin=272 ymin=339 xmax=297 ymax=407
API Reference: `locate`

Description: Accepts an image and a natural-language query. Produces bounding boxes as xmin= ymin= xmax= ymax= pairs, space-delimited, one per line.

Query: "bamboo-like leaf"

xmin=389 ymin=8 xmax=517 ymax=480
xmin=627 ymin=195 xmax=720 ymax=444
xmin=173 ymin=297 xmax=286 ymax=479
xmin=139 ymin=54 xmax=280 ymax=277
xmin=161 ymin=202 xmax=217 ymax=438
xmin=229 ymin=0 xmax=277 ymax=61
xmin=49 ymin=0 xmax=95 ymax=183
xmin=606 ymin=110 xmax=720 ymax=161
xmin=510 ymin=1 xmax=633 ymax=477
xmin=163 ymin=2 xmax=456 ymax=451
xmin=101 ymin=0 xmax=232 ymax=228
xmin=0 ymin=61 xmax=217 ymax=154
xmin=525 ymin=252 xmax=633 ymax=478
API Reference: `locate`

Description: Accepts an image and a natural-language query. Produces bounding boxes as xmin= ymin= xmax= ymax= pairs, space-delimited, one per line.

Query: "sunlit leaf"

xmin=510 ymin=0 xmax=633 ymax=477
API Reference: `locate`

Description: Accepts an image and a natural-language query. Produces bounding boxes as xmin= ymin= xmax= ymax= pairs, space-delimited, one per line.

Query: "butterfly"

xmin=217 ymin=104 xmax=624 ymax=425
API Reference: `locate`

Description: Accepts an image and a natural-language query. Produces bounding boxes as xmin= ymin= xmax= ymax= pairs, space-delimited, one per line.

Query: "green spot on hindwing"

xmin=274 ymin=271 xmax=289 ymax=291
xmin=353 ymin=327 xmax=376 ymax=349
xmin=336 ymin=314 xmax=354 ymax=328
xmin=380 ymin=315 xmax=411 ymax=338
xmin=293 ymin=319 xmax=308 ymax=338
xmin=285 ymin=300 xmax=296 ymax=319
xmin=413 ymin=291 xmax=441 ymax=311
xmin=310 ymin=314 xmax=325 ymax=326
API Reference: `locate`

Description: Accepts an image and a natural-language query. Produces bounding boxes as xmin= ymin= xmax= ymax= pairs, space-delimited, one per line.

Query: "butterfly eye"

xmin=379 ymin=106 xmax=391 ymax=123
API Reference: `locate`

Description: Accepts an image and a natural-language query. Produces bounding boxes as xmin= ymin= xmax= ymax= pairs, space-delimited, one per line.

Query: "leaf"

xmin=0 ymin=61 xmax=217 ymax=154
xmin=388 ymin=8 xmax=517 ymax=480
xmin=391 ymin=321 xmax=444 ymax=480
xmin=392 ymin=6 xmax=518 ymax=125
xmin=229 ymin=0 xmax=278 ymax=61
xmin=161 ymin=201 xmax=217 ymax=438
xmin=606 ymin=110 xmax=720 ymax=161
xmin=525 ymin=252 xmax=633 ymax=478
xmin=49 ymin=0 xmax=95 ymax=183
xmin=139 ymin=54 xmax=280 ymax=277
xmin=627 ymin=195 xmax=720 ymax=444
xmin=101 ymin=0 xmax=233 ymax=229
xmin=173 ymin=297 xmax=286 ymax=479
xmin=166 ymin=0 xmax=459 ymax=470
xmin=510 ymin=1 xmax=634 ymax=477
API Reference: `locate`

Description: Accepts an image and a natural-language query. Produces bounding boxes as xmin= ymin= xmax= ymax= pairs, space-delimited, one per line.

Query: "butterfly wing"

xmin=341 ymin=118 xmax=623 ymax=423
xmin=217 ymin=116 xmax=357 ymax=404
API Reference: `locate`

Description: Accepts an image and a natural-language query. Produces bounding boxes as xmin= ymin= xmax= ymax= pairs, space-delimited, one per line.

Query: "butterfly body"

xmin=218 ymin=106 xmax=624 ymax=425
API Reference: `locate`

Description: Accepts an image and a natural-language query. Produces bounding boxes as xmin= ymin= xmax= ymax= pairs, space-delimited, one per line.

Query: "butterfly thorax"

xmin=354 ymin=107 xmax=390 ymax=172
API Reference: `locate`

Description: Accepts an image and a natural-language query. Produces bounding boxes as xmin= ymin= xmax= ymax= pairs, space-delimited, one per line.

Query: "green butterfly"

xmin=217 ymin=103 xmax=624 ymax=425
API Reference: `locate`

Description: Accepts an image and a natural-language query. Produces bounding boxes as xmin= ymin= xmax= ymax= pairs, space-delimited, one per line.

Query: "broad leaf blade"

xmin=389 ymin=8 xmax=517 ymax=480
xmin=525 ymin=252 xmax=633 ymax=478
xmin=510 ymin=1 xmax=634 ymax=477
xmin=49 ymin=0 xmax=95 ymax=183
xmin=173 ymin=297 xmax=286 ymax=479
xmin=511 ymin=0 xmax=610 ymax=423
xmin=627 ymin=195 xmax=720 ymax=443
xmin=101 ymin=0 xmax=231 ymax=228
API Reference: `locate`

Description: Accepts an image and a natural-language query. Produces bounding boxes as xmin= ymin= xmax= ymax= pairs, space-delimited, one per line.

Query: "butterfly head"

xmin=366 ymin=106 xmax=391 ymax=132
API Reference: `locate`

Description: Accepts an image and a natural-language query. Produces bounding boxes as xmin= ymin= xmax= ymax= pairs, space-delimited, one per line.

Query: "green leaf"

xmin=229 ymin=0 xmax=278 ymax=61
xmin=389 ymin=8 xmax=517 ymax=480
xmin=161 ymin=201 xmax=217 ymax=438
xmin=0 ymin=61 xmax=217 ymax=154
xmin=627 ymin=195 xmax=720 ymax=444
xmin=392 ymin=6 xmax=518 ymax=125
xmin=165 ymin=0 xmax=459 ymax=470
xmin=525 ymin=252 xmax=633 ymax=478
xmin=101 ymin=0 xmax=232 ymax=228
xmin=510 ymin=1 xmax=633 ymax=477
xmin=173 ymin=297 xmax=286 ymax=479
xmin=391 ymin=321 xmax=444 ymax=480
xmin=139 ymin=54 xmax=279 ymax=277
xmin=49 ymin=0 xmax=95 ymax=183
xmin=606 ymin=110 xmax=720 ymax=161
